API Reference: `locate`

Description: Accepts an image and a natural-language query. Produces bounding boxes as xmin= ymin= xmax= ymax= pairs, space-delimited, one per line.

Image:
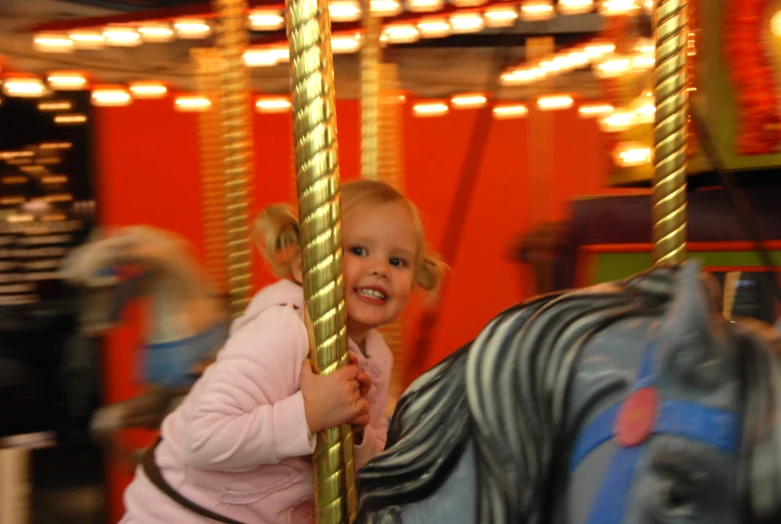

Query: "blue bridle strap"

xmin=570 ymin=399 xmax=740 ymax=472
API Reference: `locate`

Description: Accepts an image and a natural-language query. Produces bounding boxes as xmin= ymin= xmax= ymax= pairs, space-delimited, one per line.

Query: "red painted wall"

xmin=92 ymin=97 xmax=607 ymax=522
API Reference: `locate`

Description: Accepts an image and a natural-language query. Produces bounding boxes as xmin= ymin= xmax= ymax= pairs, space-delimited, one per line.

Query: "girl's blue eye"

xmin=350 ymin=246 xmax=367 ymax=256
xmin=390 ymin=257 xmax=408 ymax=268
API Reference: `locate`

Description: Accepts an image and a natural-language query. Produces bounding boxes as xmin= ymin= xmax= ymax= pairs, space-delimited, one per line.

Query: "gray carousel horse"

xmin=61 ymin=226 xmax=229 ymax=455
xmin=357 ymin=261 xmax=781 ymax=523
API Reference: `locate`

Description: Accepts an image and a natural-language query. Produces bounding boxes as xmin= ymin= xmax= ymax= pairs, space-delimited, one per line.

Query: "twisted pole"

xmin=360 ymin=0 xmax=381 ymax=181
xmin=285 ymin=0 xmax=355 ymax=520
xmin=652 ymin=0 xmax=689 ymax=265
xmin=212 ymin=0 xmax=255 ymax=315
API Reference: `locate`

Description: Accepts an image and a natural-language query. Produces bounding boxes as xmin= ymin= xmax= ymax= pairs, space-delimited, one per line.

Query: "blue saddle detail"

xmin=143 ymin=322 xmax=229 ymax=388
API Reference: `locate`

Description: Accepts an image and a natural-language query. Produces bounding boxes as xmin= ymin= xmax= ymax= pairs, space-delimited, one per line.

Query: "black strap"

xmin=141 ymin=439 xmax=247 ymax=524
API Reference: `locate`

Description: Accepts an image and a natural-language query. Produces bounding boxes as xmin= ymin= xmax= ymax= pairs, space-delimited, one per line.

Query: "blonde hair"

xmin=253 ymin=180 xmax=447 ymax=292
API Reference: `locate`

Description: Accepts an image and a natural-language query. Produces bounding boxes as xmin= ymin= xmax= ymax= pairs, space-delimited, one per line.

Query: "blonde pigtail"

xmin=416 ymin=248 xmax=449 ymax=306
xmin=253 ymin=204 xmax=300 ymax=279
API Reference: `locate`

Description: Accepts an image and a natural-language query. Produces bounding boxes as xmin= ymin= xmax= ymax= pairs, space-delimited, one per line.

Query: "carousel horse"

xmin=61 ymin=226 xmax=229 ymax=455
xmin=356 ymin=261 xmax=781 ymax=523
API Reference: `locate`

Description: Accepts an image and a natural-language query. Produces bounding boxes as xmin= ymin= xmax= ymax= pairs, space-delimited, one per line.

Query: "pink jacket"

xmin=120 ymin=279 xmax=392 ymax=523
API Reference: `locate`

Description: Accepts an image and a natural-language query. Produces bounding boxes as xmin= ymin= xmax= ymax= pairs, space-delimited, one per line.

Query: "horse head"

xmin=61 ymin=227 xmax=146 ymax=335
xmin=61 ymin=226 xmax=230 ymax=452
xmin=62 ymin=225 xmax=226 ymax=339
xmin=357 ymin=261 xmax=781 ymax=523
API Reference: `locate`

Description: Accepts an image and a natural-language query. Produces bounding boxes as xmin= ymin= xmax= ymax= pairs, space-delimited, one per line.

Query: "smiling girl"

xmin=119 ymin=180 xmax=445 ymax=523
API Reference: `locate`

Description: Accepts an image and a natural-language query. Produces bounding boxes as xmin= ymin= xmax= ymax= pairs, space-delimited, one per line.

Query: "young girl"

xmin=120 ymin=180 xmax=444 ymax=523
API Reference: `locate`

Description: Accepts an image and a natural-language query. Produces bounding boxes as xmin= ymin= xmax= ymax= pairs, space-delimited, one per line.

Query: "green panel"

xmin=592 ymin=253 xmax=651 ymax=283
xmin=590 ymin=250 xmax=781 ymax=284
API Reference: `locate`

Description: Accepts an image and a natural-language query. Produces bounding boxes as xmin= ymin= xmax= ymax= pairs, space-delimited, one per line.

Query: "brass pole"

xmin=652 ymin=0 xmax=688 ymax=265
xmin=193 ymin=47 xmax=228 ymax=294
xmin=375 ymin=63 xmax=406 ymax=415
xmin=212 ymin=0 xmax=255 ymax=316
xmin=285 ymin=0 xmax=355 ymax=520
xmin=377 ymin=63 xmax=405 ymax=193
xmin=360 ymin=0 xmax=381 ymax=181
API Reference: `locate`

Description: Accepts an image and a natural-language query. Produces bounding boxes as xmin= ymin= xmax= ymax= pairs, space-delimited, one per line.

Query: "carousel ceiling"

xmin=0 ymin=0 xmax=649 ymax=99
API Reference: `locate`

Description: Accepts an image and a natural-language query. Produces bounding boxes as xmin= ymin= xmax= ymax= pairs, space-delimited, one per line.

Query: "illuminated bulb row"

xmin=501 ymin=37 xmax=653 ymax=87
xmin=578 ymin=103 xmax=614 ymax=117
xmin=599 ymin=0 xmax=642 ymax=16
xmin=33 ymin=19 xmax=210 ymax=53
xmin=411 ymin=94 xmax=577 ymax=118
xmin=593 ymin=41 xmax=655 ymax=79
xmin=271 ymin=0 xmax=455 ymax=22
xmin=246 ymin=6 xmax=518 ymax=65
xmin=254 ymin=0 xmax=476 ymax=23
xmin=250 ymin=0 xmax=408 ymax=25
xmin=251 ymin=94 xmax=526 ymax=118
xmin=35 ymin=0 xmax=466 ymax=49
xmin=585 ymin=90 xmax=654 ymax=132
xmin=521 ymin=0 xmax=555 ymax=21
xmin=86 ymin=91 xmax=296 ymax=113
xmin=501 ymin=40 xmax=616 ymax=85
xmin=34 ymin=3 xmax=530 ymax=55
xmin=31 ymin=1 xmax=644 ymax=55
xmin=88 ymin=87 xmax=205 ymax=110
xmin=2 ymin=78 xmax=48 ymax=98
xmin=2 ymin=71 xmax=90 ymax=97
xmin=613 ymin=142 xmax=652 ymax=167
xmin=557 ymin=0 xmax=596 ymax=15
xmin=2 ymin=77 xmax=298 ymax=114
xmin=521 ymin=0 xmax=599 ymax=18
xmin=412 ymin=101 xmax=531 ymax=118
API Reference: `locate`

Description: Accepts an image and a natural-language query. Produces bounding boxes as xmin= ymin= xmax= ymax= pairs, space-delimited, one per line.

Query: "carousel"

xmin=0 ymin=0 xmax=780 ymax=522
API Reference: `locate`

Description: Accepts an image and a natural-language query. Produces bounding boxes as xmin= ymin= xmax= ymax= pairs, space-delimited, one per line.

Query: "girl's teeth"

xmin=358 ymin=288 xmax=386 ymax=300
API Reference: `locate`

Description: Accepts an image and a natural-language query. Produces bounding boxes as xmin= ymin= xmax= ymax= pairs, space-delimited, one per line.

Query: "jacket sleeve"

xmin=352 ymin=416 xmax=389 ymax=470
xmin=352 ymin=349 xmax=393 ymax=470
xmin=178 ymin=305 xmax=315 ymax=472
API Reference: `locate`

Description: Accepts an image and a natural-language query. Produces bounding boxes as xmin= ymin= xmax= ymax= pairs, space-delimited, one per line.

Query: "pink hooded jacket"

xmin=120 ymin=279 xmax=392 ymax=523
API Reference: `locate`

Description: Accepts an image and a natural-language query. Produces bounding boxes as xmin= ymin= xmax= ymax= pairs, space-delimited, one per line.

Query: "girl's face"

xmin=341 ymin=200 xmax=418 ymax=345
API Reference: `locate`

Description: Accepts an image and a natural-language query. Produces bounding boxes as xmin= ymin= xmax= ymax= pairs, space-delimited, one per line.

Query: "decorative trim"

xmin=722 ymin=0 xmax=781 ymax=155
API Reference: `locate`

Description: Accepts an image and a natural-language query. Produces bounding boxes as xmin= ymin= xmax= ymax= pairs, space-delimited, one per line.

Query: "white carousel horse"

xmin=61 ymin=226 xmax=229 ymax=458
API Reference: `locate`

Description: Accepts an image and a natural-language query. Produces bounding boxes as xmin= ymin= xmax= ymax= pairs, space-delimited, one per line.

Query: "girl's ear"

xmin=291 ymin=250 xmax=304 ymax=284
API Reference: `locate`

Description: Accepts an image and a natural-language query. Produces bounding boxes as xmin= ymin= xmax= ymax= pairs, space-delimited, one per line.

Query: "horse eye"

xmin=658 ymin=479 xmax=696 ymax=517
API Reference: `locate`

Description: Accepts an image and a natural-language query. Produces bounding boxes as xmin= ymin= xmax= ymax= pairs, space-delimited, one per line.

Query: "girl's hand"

xmin=300 ymin=361 xmax=369 ymax=434
xmin=347 ymin=353 xmax=374 ymax=398
xmin=346 ymin=353 xmax=372 ymax=442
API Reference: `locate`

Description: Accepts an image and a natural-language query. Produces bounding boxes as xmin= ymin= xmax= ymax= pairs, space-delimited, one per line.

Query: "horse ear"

xmin=657 ymin=260 xmax=730 ymax=389
xmin=87 ymin=227 xmax=105 ymax=242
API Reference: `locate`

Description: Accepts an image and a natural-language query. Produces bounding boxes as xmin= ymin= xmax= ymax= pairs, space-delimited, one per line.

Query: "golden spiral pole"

xmin=285 ymin=0 xmax=355 ymax=520
xmin=652 ymin=0 xmax=689 ymax=266
xmin=193 ymin=47 xmax=228 ymax=293
xmin=377 ymin=64 xmax=405 ymax=193
xmin=212 ymin=0 xmax=255 ymax=316
xmin=360 ymin=0 xmax=381 ymax=181
xmin=375 ymin=63 xmax=406 ymax=416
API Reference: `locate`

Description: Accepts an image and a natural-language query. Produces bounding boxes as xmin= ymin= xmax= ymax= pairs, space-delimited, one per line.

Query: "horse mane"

xmin=732 ymin=316 xmax=781 ymax=523
xmin=358 ymin=265 xmax=781 ymax=523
